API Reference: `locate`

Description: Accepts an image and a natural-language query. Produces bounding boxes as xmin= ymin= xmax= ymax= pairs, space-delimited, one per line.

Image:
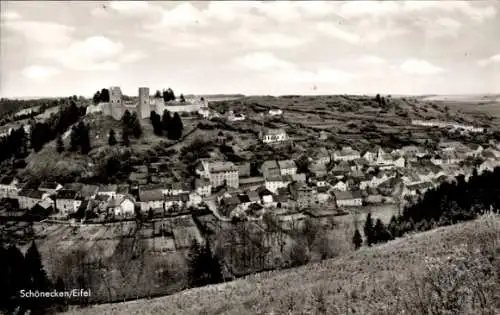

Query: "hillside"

xmin=64 ymin=215 xmax=499 ymax=315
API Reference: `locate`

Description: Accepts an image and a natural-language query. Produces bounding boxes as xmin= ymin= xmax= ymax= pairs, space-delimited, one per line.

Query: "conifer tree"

xmin=108 ymin=129 xmax=117 ymax=146
xmin=162 ymin=110 xmax=171 ymax=131
xmin=363 ymin=212 xmax=374 ymax=246
xmin=352 ymin=229 xmax=363 ymax=250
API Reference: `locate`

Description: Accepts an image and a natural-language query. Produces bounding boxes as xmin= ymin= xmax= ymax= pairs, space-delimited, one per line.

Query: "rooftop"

xmin=278 ymin=159 xmax=296 ymax=170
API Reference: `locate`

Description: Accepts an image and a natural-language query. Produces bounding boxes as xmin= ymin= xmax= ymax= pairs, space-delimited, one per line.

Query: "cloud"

xmin=404 ymin=1 xmax=497 ymax=22
xmin=477 ymin=54 xmax=500 ymax=67
xmin=119 ymin=51 xmax=148 ymax=63
xmin=358 ymin=55 xmax=386 ymax=65
xmin=145 ymin=2 xmax=207 ymax=29
xmin=233 ymin=52 xmax=355 ymax=84
xmin=231 ymin=28 xmax=310 ymax=48
xmin=108 ymin=0 xmax=150 ymax=14
xmin=1 ymin=10 xmax=22 ymax=21
xmin=21 ymin=65 xmax=60 ymax=80
xmin=5 ymin=20 xmax=75 ymax=46
xmin=400 ymin=59 xmax=445 ymax=75
xmin=316 ymin=22 xmax=360 ymax=44
xmin=233 ymin=52 xmax=295 ymax=71
xmin=424 ymin=17 xmax=462 ymax=38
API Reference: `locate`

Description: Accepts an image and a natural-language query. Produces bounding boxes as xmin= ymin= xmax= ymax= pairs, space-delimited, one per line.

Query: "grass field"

xmin=63 ymin=214 xmax=499 ymax=315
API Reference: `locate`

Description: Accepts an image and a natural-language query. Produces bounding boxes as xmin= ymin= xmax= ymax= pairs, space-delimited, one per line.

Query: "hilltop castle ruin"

xmin=87 ymin=86 xmax=208 ymax=120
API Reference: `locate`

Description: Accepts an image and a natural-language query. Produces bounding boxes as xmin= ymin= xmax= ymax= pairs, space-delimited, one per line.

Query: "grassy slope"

xmin=64 ymin=215 xmax=499 ymax=315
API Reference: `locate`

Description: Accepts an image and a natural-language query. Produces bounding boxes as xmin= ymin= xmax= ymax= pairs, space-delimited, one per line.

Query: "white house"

xmin=55 ymin=189 xmax=82 ymax=216
xmin=332 ymin=181 xmax=348 ymax=191
xmin=333 ymin=147 xmax=361 ymax=161
xmin=335 ymin=191 xmax=363 ymax=207
xmin=139 ymin=189 xmax=164 ymax=212
xmin=108 ymin=196 xmax=135 ymax=217
xmin=393 ymin=157 xmax=405 ymax=168
xmin=260 ymin=128 xmax=289 ymax=144
xmin=195 ymin=178 xmax=212 ymax=197
xmin=38 ymin=182 xmax=63 ymax=195
xmin=97 ymin=185 xmax=118 ymax=199
xmin=265 ymin=176 xmax=291 ymax=193
xmin=277 ymin=160 xmax=297 ymax=176
xmin=0 ymin=176 xmax=19 ymax=199
xmin=228 ymin=111 xmax=246 ymax=121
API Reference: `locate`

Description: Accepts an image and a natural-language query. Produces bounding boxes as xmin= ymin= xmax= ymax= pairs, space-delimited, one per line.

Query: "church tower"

xmin=138 ymin=87 xmax=150 ymax=119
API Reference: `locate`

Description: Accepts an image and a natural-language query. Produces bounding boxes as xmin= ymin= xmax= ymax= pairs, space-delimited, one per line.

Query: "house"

xmin=277 ymin=160 xmax=297 ymax=176
xmin=259 ymin=128 xmax=289 ymax=144
xmin=393 ymin=157 xmax=405 ymax=168
xmin=333 ymin=146 xmax=361 ymax=161
xmin=247 ymin=190 xmax=260 ymax=203
xmin=362 ymin=150 xmax=377 ymax=163
xmin=256 ymin=187 xmax=274 ymax=204
xmin=316 ymin=186 xmax=331 ymax=203
xmin=188 ymin=192 xmax=203 ymax=206
xmin=195 ymin=178 xmax=212 ymax=197
xmin=38 ymin=182 xmax=63 ymax=195
xmin=265 ymin=175 xmax=291 ymax=193
xmin=310 ymin=163 xmax=328 ymax=178
xmin=97 ymin=185 xmax=118 ymax=199
xmin=291 ymin=173 xmax=307 ymax=183
xmin=139 ymin=188 xmax=164 ymax=212
xmin=376 ymin=152 xmax=394 ymax=166
xmin=129 ymin=172 xmax=148 ymax=186
xmin=359 ymin=174 xmax=391 ymax=190
xmin=238 ymin=162 xmax=251 ymax=178
xmin=403 ymin=182 xmax=433 ymax=196
xmin=438 ymin=141 xmax=463 ymax=152
xmin=260 ymin=160 xmax=281 ymax=178
xmin=334 ymin=190 xmax=363 ymax=207
xmin=467 ymin=144 xmax=484 ymax=157
xmin=310 ymin=147 xmax=331 ymax=165
xmin=239 ymin=177 xmax=265 ymax=190
xmin=93 ymin=195 xmax=111 ymax=213
xmin=116 ymin=185 xmax=130 ymax=198
xmin=332 ymin=180 xmax=348 ymax=192
xmin=227 ymin=111 xmax=246 ymax=121
xmin=165 ymin=182 xmax=191 ymax=196
xmin=164 ymin=193 xmax=190 ymax=211
xmin=0 ymin=176 xmax=19 ymax=199
xmin=268 ymin=109 xmax=283 ymax=116
xmin=108 ymin=196 xmax=135 ymax=217
xmin=18 ymin=190 xmax=50 ymax=210
xmin=55 ymin=189 xmax=82 ymax=216
xmin=196 ymin=160 xmax=239 ymax=188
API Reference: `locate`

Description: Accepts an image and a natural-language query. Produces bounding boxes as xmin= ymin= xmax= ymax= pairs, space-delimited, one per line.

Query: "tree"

xmin=187 ymin=239 xmax=223 ymax=288
xmin=130 ymin=112 xmax=142 ymax=138
xmin=69 ymin=126 xmax=79 ymax=151
xmin=168 ymin=113 xmax=183 ymax=140
xmin=122 ymin=128 xmax=130 ymax=146
xmin=100 ymin=88 xmax=110 ymax=102
xmin=352 ymin=229 xmax=363 ymax=250
xmin=108 ymin=129 xmax=117 ymax=146
xmin=373 ymin=218 xmax=390 ymax=243
xmin=375 ymin=94 xmax=381 ymax=105
xmin=162 ymin=110 xmax=171 ymax=131
xmin=154 ymin=90 xmax=161 ymax=98
xmin=150 ymin=111 xmax=163 ymax=136
xmin=163 ymin=88 xmax=175 ymax=102
xmin=363 ymin=212 xmax=375 ymax=246
xmin=56 ymin=135 xmax=64 ymax=153
xmin=78 ymin=122 xmax=91 ymax=154
xmin=180 ymin=94 xmax=186 ymax=103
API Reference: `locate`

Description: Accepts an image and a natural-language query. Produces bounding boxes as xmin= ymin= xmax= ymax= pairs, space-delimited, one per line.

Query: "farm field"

xmin=63 ymin=215 xmax=499 ymax=315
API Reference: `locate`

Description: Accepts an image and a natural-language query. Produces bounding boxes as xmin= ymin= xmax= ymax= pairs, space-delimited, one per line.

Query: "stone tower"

xmin=138 ymin=87 xmax=150 ymax=119
xmin=109 ymin=86 xmax=123 ymax=119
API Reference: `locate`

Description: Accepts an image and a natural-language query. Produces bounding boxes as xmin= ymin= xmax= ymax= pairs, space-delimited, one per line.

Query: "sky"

xmin=1 ymin=0 xmax=499 ymax=98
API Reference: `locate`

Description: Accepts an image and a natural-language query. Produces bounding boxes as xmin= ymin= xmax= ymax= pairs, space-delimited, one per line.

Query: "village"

xmin=1 ymin=90 xmax=500 ymax=242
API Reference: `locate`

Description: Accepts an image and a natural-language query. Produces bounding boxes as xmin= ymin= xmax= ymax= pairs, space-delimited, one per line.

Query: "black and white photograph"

xmin=0 ymin=1 xmax=499 ymax=314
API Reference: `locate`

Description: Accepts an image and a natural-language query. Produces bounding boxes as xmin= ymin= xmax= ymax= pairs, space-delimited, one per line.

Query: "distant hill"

xmin=63 ymin=215 xmax=499 ymax=315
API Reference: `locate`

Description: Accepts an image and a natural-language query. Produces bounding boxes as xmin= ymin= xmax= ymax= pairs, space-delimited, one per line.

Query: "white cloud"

xmin=405 ymin=1 xmax=497 ymax=22
xmin=22 ymin=65 xmax=60 ymax=80
xmin=231 ymin=28 xmax=309 ymax=48
xmin=477 ymin=54 xmax=500 ymax=67
xmin=359 ymin=55 xmax=386 ymax=65
xmin=5 ymin=20 xmax=75 ymax=46
xmin=146 ymin=2 xmax=206 ymax=29
xmin=1 ymin=10 xmax=21 ymax=21
xmin=316 ymin=22 xmax=360 ymax=44
xmin=108 ymin=1 xmax=151 ymax=15
xmin=233 ymin=52 xmax=354 ymax=85
xmin=339 ymin=1 xmax=400 ymax=18
xmin=233 ymin=52 xmax=295 ymax=71
xmin=400 ymin=59 xmax=445 ymax=75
